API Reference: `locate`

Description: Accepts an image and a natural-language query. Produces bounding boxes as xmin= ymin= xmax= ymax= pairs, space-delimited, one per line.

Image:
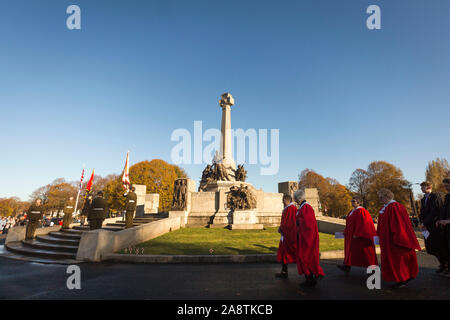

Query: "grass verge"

xmin=119 ymin=227 xmax=344 ymax=255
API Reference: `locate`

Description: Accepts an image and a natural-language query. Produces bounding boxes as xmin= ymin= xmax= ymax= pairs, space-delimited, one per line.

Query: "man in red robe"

xmin=337 ymin=195 xmax=378 ymax=273
xmin=377 ymin=188 xmax=421 ymax=288
xmin=276 ymin=194 xmax=298 ymax=278
xmin=293 ymin=189 xmax=325 ymax=287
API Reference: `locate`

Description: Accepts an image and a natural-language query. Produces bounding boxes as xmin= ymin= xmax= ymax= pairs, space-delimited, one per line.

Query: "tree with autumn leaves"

xmin=348 ymin=161 xmax=410 ymax=217
xmin=29 ymin=178 xmax=78 ymax=216
xmin=300 ymin=161 xmax=413 ymax=218
xmin=0 ymin=197 xmax=29 ymax=217
xmin=425 ymin=158 xmax=450 ymax=194
xmin=103 ymin=159 xmax=188 ymax=213
xmin=298 ymin=169 xmax=353 ymax=217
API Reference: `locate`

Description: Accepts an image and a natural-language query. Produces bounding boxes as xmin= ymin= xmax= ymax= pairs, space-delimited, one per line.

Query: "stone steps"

xmin=5 ymin=241 xmax=77 ymax=260
xmin=48 ymin=231 xmax=81 ymax=240
xmin=4 ymin=214 xmax=169 ymax=263
xmin=21 ymin=239 xmax=79 ymax=253
xmin=60 ymin=228 xmax=84 ymax=235
xmin=36 ymin=234 xmax=80 ymax=246
xmin=72 ymin=225 xmax=124 ymax=232
xmin=142 ymin=213 xmax=169 ymax=219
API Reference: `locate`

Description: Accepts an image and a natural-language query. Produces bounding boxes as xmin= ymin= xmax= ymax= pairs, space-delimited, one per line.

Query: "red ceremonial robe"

xmin=277 ymin=203 xmax=298 ymax=264
xmin=377 ymin=201 xmax=421 ymax=283
xmin=344 ymin=207 xmax=378 ymax=267
xmin=295 ymin=202 xmax=325 ymax=277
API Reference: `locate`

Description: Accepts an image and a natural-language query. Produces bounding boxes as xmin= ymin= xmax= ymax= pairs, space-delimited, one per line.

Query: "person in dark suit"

xmin=419 ymin=181 xmax=446 ymax=273
xmin=88 ymin=191 xmax=108 ymax=230
xmin=80 ymin=195 xmax=92 ymax=226
xmin=436 ymin=178 xmax=450 ymax=277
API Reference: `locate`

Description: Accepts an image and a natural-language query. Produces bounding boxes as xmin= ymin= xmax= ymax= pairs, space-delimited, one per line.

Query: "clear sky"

xmin=1 ymin=0 xmax=449 ymax=200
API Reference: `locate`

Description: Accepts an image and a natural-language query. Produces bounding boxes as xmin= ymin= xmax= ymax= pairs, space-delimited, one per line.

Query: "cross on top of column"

xmin=219 ymin=93 xmax=234 ymax=108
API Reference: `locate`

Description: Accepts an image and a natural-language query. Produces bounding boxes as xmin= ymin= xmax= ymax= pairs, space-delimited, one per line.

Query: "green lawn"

xmin=119 ymin=227 xmax=344 ymax=255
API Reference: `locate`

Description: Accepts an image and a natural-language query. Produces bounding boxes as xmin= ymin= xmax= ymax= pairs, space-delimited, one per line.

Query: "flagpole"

xmin=73 ymin=166 xmax=85 ymax=219
xmin=74 ymin=189 xmax=81 ymax=217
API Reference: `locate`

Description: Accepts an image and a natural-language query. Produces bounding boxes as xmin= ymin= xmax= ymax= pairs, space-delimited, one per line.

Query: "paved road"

xmin=0 ymin=251 xmax=449 ymax=300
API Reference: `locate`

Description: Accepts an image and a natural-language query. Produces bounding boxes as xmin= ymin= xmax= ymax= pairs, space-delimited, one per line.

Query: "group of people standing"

xmin=276 ymin=181 xmax=450 ymax=289
xmin=23 ymin=186 xmax=138 ymax=239
xmin=0 ymin=216 xmax=18 ymax=234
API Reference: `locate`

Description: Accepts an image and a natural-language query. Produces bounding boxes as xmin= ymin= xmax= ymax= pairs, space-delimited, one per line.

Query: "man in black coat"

xmin=436 ymin=178 xmax=450 ymax=277
xmin=88 ymin=191 xmax=108 ymax=230
xmin=419 ymin=181 xmax=446 ymax=273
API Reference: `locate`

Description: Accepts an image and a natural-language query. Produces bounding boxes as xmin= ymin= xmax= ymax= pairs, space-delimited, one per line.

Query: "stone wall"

xmin=76 ymin=216 xmax=182 ymax=262
xmin=5 ymin=225 xmax=62 ymax=244
xmin=186 ymin=189 xmax=283 ymax=227
xmin=316 ymin=216 xmax=346 ymax=234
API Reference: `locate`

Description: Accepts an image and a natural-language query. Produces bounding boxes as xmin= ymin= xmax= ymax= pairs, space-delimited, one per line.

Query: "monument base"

xmin=230 ymin=224 xmax=264 ymax=230
xmin=211 ymin=211 xmax=232 ymax=225
xmin=232 ymin=210 xmax=258 ymax=225
xmin=169 ymin=210 xmax=189 ymax=227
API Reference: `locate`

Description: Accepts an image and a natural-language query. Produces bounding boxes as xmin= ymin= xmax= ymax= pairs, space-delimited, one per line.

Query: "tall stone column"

xmin=214 ymin=93 xmax=236 ymax=178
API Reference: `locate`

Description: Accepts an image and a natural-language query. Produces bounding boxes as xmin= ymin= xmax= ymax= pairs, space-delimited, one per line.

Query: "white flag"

xmin=122 ymin=151 xmax=130 ymax=190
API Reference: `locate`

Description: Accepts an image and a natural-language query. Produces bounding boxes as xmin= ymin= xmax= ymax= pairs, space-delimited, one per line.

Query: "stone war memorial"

xmin=169 ymin=93 xmax=322 ymax=230
xmin=3 ymin=93 xmax=324 ymax=263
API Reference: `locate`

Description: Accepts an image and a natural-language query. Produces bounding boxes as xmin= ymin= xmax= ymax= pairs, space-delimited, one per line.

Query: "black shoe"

xmin=439 ymin=270 xmax=450 ymax=278
xmin=392 ymin=281 xmax=407 ymax=289
xmin=275 ymin=272 xmax=288 ymax=279
xmin=300 ymin=276 xmax=317 ymax=287
xmin=300 ymin=279 xmax=317 ymax=287
xmin=436 ymin=265 xmax=446 ymax=274
xmin=337 ymin=265 xmax=351 ymax=274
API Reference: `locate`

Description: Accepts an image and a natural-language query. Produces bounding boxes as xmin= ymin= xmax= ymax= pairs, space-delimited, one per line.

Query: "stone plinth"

xmin=233 ymin=210 xmax=257 ymax=224
xmin=230 ymin=224 xmax=263 ymax=230
xmin=231 ymin=209 xmax=264 ymax=229
xmin=134 ymin=184 xmax=147 ymax=217
xmin=168 ymin=210 xmax=189 ymax=227
xmin=278 ymin=182 xmax=322 ymax=216
xmin=278 ymin=181 xmax=298 ymax=198
xmin=145 ymin=193 xmax=159 ymax=214
xmin=305 ymin=188 xmax=322 ymax=216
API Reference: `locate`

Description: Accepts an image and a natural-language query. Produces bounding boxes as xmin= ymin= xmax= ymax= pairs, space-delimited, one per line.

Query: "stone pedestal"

xmin=211 ymin=210 xmax=233 ymax=225
xmin=278 ymin=181 xmax=298 ymax=198
xmin=233 ymin=210 xmax=257 ymax=224
xmin=278 ymin=182 xmax=322 ymax=216
xmin=168 ymin=210 xmax=189 ymax=227
xmin=305 ymin=188 xmax=322 ymax=216
xmin=145 ymin=193 xmax=159 ymax=214
xmin=231 ymin=210 xmax=263 ymax=230
xmin=134 ymin=184 xmax=147 ymax=217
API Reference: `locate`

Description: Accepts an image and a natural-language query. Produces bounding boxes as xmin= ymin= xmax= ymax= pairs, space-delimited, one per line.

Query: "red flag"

xmin=122 ymin=151 xmax=130 ymax=190
xmin=86 ymin=169 xmax=94 ymax=193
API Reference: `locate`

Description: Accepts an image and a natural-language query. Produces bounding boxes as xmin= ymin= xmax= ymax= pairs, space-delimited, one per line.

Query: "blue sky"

xmin=1 ymin=0 xmax=449 ymax=200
